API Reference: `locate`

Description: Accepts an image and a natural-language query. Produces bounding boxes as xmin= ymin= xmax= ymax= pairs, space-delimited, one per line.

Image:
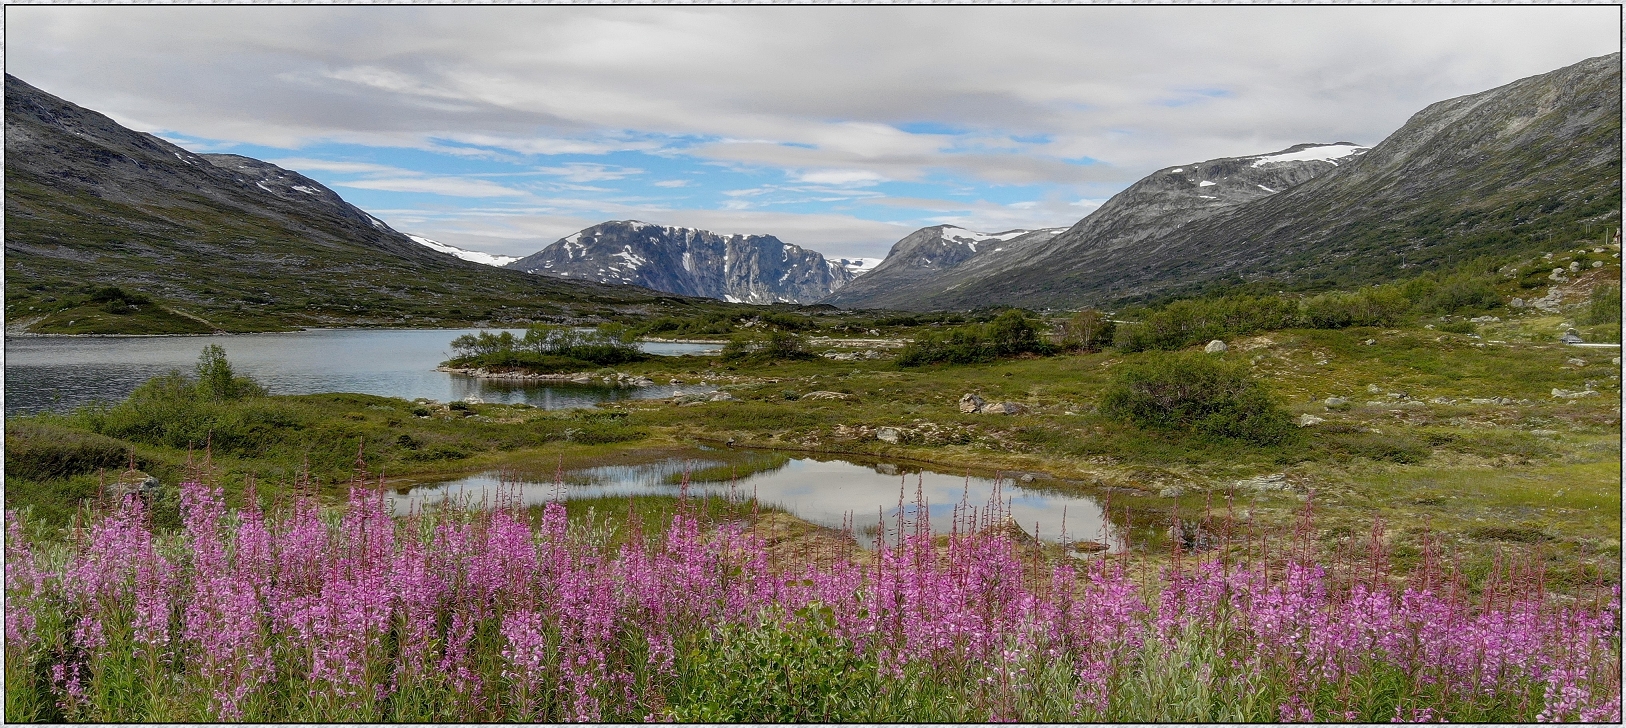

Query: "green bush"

xmin=898 ymin=310 xmax=1053 ymax=366
xmin=447 ymin=324 xmax=646 ymax=369
xmin=722 ymin=330 xmax=815 ymax=363
xmin=1114 ymin=294 xmax=1298 ymax=352
xmin=1100 ymin=352 xmax=1295 ymax=445
xmin=1584 ymin=284 xmax=1621 ymax=325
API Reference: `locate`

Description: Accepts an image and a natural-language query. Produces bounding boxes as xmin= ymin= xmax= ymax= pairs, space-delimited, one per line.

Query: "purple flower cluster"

xmin=4 ymin=477 xmax=1618 ymax=722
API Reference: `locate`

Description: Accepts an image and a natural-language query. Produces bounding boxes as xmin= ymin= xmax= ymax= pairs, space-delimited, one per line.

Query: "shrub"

xmin=671 ymin=610 xmax=878 ymax=722
xmin=1584 ymin=284 xmax=1621 ymax=325
xmin=195 ymin=344 xmax=266 ymax=401
xmin=1100 ymin=352 xmax=1295 ymax=445
xmin=1058 ymin=309 xmax=1116 ymax=352
xmin=448 ymin=324 xmax=646 ymax=369
xmin=897 ymin=310 xmax=1053 ymax=366
xmin=722 ymin=330 xmax=814 ymax=363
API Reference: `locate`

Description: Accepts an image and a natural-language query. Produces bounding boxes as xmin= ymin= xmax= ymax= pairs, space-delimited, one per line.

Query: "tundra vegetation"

xmin=5 ymin=248 xmax=1620 ymax=721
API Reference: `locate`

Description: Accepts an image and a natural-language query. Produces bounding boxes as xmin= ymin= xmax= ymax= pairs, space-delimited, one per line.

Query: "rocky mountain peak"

xmin=508 ymin=220 xmax=852 ymax=304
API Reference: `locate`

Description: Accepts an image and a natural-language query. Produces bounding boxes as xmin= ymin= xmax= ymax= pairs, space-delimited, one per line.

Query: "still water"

xmin=389 ymin=456 xmax=1116 ymax=548
xmin=4 ymin=329 xmax=721 ymax=416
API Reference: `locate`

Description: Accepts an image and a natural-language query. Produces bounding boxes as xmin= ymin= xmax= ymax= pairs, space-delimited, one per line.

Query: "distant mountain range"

xmin=4 ymin=73 xmax=684 ymax=333
xmin=820 ymin=226 xmax=1066 ymax=309
xmin=842 ymin=52 xmax=1619 ymax=311
xmin=507 ymin=221 xmax=853 ymax=304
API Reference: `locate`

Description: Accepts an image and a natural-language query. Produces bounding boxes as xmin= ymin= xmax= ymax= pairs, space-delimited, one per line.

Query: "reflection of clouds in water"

xmin=393 ymin=457 xmax=1113 ymax=547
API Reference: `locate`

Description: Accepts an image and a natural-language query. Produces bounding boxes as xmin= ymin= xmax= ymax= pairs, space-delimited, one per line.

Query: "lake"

xmin=4 ymin=329 xmax=721 ymax=416
xmin=389 ymin=455 xmax=1118 ymax=549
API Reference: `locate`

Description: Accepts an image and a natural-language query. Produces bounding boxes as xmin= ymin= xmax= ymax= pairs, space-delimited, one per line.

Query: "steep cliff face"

xmin=508 ymin=221 xmax=853 ymax=304
xmin=885 ymin=52 xmax=1621 ymax=311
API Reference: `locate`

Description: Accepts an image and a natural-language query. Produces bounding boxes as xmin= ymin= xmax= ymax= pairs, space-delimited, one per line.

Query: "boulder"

xmin=1510 ymin=298 xmax=1526 ymax=309
xmin=1205 ymin=339 xmax=1228 ymax=354
xmin=1560 ymin=330 xmax=1585 ymax=345
xmin=1566 ymin=358 xmax=1588 ymax=367
xmin=629 ymin=376 xmax=655 ymax=387
xmin=1158 ymin=486 xmax=1184 ymax=498
xmin=1323 ymin=396 xmax=1350 ymax=410
xmin=876 ymin=427 xmax=902 ymax=444
xmin=109 ymin=470 xmax=160 ymax=500
xmin=958 ymin=393 xmax=986 ymax=413
xmin=1297 ymin=414 xmax=1325 ymax=427
xmin=708 ymin=391 xmax=736 ymax=402
xmin=1071 ymin=540 xmax=1110 ymax=553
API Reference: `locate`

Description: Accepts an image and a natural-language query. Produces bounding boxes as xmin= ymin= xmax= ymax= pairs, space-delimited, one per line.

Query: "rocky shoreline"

xmin=436 ymin=366 xmax=658 ymax=387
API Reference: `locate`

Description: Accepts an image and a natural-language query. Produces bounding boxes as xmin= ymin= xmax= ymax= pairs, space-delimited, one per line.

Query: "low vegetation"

xmin=445 ymin=324 xmax=647 ymax=372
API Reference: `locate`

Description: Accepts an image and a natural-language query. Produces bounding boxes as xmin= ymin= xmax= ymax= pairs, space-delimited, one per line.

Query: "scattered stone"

xmin=1387 ymin=392 xmax=1410 ymax=401
xmin=1510 ymin=298 xmax=1526 ymax=309
xmin=979 ymin=401 xmax=1027 ymax=415
xmin=1470 ymin=315 xmax=1501 ymax=323
xmin=1363 ymin=338 xmax=1377 ymax=345
xmin=1018 ymin=473 xmax=1036 ymax=484
xmin=629 ymin=376 xmax=655 ymax=387
xmin=1429 ymin=396 xmax=1456 ymax=405
xmin=1367 ymin=384 xmax=1383 ymax=394
xmin=876 ymin=427 xmax=902 ymax=444
xmin=1169 ymin=520 xmax=1216 ymax=551
xmin=1593 ymin=260 xmax=1604 ymax=268
xmin=1324 ymin=396 xmax=1350 ymax=410
xmin=1531 ymin=429 xmax=1559 ymax=437
xmin=1613 ymin=357 xmax=1621 ymax=366
xmin=1552 ymin=388 xmax=1600 ymax=399
xmin=1204 ymin=339 xmax=1228 ymax=354
xmin=569 ymin=373 xmax=594 ymax=384
xmin=1297 ymin=414 xmax=1325 ymax=427
xmin=801 ymin=391 xmax=852 ymax=401
xmin=110 ymin=470 xmax=161 ymax=500
xmin=1071 ymin=540 xmax=1110 ymax=553
xmin=1234 ymin=473 xmax=1289 ymax=492
xmin=958 ymin=393 xmax=986 ymax=413
xmin=708 ymin=391 xmax=736 ymax=402
xmin=461 ymin=395 xmax=485 ymax=405
xmin=669 ymin=378 xmax=684 ymax=385
xmin=1158 ymin=486 xmax=1185 ymax=498
xmin=1569 ymin=261 xmax=1583 ymax=272
xmin=1567 ymin=358 xmax=1588 ymax=367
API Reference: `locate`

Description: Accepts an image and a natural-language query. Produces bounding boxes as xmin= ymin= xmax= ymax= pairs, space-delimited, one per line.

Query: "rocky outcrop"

xmin=508 ymin=221 xmax=852 ymax=304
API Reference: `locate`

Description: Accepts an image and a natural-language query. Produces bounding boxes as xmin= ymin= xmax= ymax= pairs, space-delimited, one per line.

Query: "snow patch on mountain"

xmin=408 ymin=235 xmax=520 ymax=267
xmin=1250 ymin=143 xmax=1367 ymax=167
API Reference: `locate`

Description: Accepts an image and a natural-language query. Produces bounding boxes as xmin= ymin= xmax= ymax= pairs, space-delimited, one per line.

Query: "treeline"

xmin=447 ymin=324 xmax=647 ymax=371
xmin=896 ymin=310 xmax=1053 ymax=366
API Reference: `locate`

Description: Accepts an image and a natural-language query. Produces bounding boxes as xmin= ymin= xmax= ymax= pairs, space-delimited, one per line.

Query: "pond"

xmin=388 ymin=454 xmax=1118 ymax=549
xmin=4 ymin=329 xmax=722 ymax=416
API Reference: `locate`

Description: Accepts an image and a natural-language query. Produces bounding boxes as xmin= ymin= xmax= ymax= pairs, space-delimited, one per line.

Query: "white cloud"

xmin=797 ymin=169 xmax=887 ymax=186
xmin=653 ymin=179 xmax=690 ymax=188
xmin=534 ymin=162 xmax=643 ymax=182
xmin=335 ymin=177 xmax=529 ymax=197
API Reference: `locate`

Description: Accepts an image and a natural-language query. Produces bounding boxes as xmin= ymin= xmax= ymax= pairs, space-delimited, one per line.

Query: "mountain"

xmin=819 ymin=226 xmax=1065 ymax=309
xmin=408 ymin=235 xmax=520 ymax=267
xmin=4 ymin=74 xmax=669 ymax=334
xmin=882 ymin=53 xmax=1620 ymax=311
xmin=507 ymin=221 xmax=853 ymax=304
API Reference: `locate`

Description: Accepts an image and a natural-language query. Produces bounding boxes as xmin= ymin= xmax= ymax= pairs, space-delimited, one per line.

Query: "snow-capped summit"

xmin=506 ymin=220 xmax=852 ymax=304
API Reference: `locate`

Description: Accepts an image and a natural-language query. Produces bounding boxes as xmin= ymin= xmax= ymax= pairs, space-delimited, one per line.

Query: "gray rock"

xmin=1561 ymin=330 xmax=1585 ymax=345
xmin=979 ymin=401 xmax=1027 ymax=415
xmin=876 ymin=427 xmax=902 ymax=444
xmin=1511 ymin=298 xmax=1526 ymax=309
xmin=1324 ymin=396 xmax=1350 ymax=409
xmin=958 ymin=393 xmax=986 ymax=413
xmin=1367 ymin=384 xmax=1383 ymax=394
xmin=1297 ymin=414 xmax=1325 ymax=427
xmin=1205 ymin=339 xmax=1228 ymax=354
xmin=1567 ymin=358 xmax=1588 ymax=367
xmin=1569 ymin=261 xmax=1582 ymax=272
xmin=1552 ymin=388 xmax=1599 ymax=399
xmin=1018 ymin=473 xmax=1036 ymax=483
xmin=1531 ymin=429 xmax=1559 ymax=437
xmin=708 ymin=391 xmax=736 ymax=402
xmin=1429 ymin=396 xmax=1456 ymax=405
xmin=1158 ymin=486 xmax=1185 ymax=498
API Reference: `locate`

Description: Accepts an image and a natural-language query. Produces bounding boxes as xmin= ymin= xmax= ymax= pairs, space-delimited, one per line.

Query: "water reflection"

xmin=389 ymin=456 xmax=1117 ymax=548
xmin=4 ymin=329 xmax=721 ymax=415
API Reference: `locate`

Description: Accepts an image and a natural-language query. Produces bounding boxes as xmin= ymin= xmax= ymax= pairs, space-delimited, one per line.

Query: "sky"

xmin=7 ymin=5 xmax=1620 ymax=261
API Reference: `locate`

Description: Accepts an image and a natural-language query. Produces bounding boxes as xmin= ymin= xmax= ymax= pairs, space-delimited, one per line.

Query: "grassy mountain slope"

xmin=902 ymin=53 xmax=1621 ymax=311
xmin=3 ymin=74 xmax=693 ymax=333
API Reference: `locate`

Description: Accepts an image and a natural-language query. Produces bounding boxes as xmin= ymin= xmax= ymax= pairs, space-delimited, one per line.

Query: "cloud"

xmin=534 ymin=162 xmax=644 ymax=182
xmin=797 ymin=169 xmax=886 ymax=186
xmin=653 ymin=179 xmax=690 ymax=188
xmin=335 ymin=177 xmax=529 ymax=197
xmin=269 ymin=158 xmax=403 ymax=175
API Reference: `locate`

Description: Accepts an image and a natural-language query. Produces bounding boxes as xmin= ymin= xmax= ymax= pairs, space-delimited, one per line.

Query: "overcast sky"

xmin=8 ymin=5 xmax=1620 ymax=260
